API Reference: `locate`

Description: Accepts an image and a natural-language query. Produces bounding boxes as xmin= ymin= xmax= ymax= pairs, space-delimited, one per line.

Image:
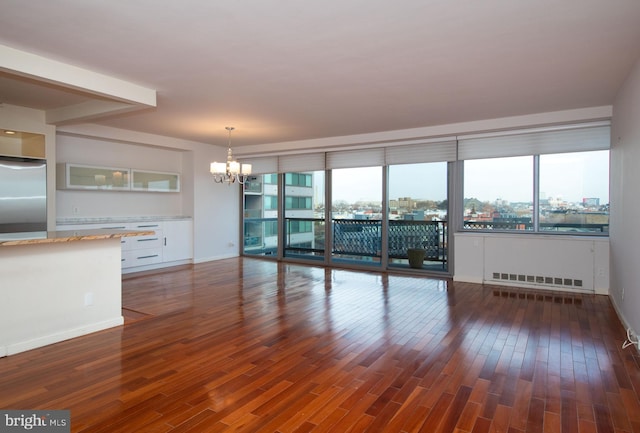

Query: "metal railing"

xmin=463 ymin=220 xmax=608 ymax=233
xmin=245 ymin=217 xmax=448 ymax=267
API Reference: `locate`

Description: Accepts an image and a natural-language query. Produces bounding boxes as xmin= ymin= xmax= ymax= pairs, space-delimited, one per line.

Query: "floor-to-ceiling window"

xmin=240 ymin=125 xmax=608 ymax=275
xmin=243 ymin=173 xmax=278 ymax=256
xmin=331 ymin=166 xmax=383 ymax=266
xmin=387 ymin=161 xmax=448 ymax=271
xmin=283 ymin=171 xmax=325 ymax=260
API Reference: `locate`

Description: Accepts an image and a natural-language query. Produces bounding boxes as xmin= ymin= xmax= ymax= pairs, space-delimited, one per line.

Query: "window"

xmin=243 ymin=173 xmax=279 ymax=256
xmin=288 ymin=220 xmax=312 ymax=234
xmin=388 ymin=162 xmax=448 ymax=270
xmin=264 ymin=220 xmax=278 ymax=237
xmin=462 ymin=150 xmax=609 ymax=233
xmin=463 ymin=156 xmax=533 ymax=231
xmin=331 ymin=166 xmax=383 ymax=265
xmin=539 ymin=150 xmax=609 ymax=233
xmin=284 ymin=171 xmax=324 ymax=260
xmin=264 ymin=195 xmax=278 ymax=210
xmin=285 ymin=196 xmax=312 ymax=210
xmin=285 ymin=172 xmax=312 ymax=187
xmin=459 ymin=123 xmax=609 ymax=234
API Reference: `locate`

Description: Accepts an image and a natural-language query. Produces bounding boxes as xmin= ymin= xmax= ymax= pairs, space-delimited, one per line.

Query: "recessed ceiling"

xmin=1 ymin=0 xmax=639 ymax=147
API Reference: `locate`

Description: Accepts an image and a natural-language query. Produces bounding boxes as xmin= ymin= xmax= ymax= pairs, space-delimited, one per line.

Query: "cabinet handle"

xmin=164 ymin=237 xmax=167 ymax=246
xmin=103 ymin=226 xmax=126 ymax=229
xmin=137 ymin=254 xmax=159 ymax=259
xmin=137 ymin=238 xmax=158 ymax=242
xmin=137 ymin=224 xmax=159 ymax=228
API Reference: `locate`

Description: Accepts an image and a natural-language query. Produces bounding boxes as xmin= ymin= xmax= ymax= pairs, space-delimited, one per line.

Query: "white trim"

xmin=6 ymin=317 xmax=123 ymax=356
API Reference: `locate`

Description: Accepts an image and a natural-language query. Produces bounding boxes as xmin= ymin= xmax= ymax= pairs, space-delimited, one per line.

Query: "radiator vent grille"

xmin=492 ymin=272 xmax=583 ymax=288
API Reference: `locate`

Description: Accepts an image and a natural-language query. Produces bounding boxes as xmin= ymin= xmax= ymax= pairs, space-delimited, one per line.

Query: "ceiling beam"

xmin=0 ymin=44 xmax=156 ymax=124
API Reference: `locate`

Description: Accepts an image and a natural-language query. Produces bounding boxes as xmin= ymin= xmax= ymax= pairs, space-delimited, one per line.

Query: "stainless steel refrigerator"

xmin=0 ymin=156 xmax=47 ymax=233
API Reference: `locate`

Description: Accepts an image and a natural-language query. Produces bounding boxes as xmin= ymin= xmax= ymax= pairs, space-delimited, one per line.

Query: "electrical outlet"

xmin=72 ymin=206 xmax=79 ymax=214
xmin=228 ymin=241 xmax=235 ymax=247
xmin=84 ymin=292 xmax=93 ymax=306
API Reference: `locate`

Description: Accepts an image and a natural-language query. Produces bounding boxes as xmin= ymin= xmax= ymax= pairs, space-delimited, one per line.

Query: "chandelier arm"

xmin=211 ymin=126 xmax=249 ymax=185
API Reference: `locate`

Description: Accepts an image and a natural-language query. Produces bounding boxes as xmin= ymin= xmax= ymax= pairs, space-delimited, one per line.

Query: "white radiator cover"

xmin=454 ymin=233 xmax=609 ymax=294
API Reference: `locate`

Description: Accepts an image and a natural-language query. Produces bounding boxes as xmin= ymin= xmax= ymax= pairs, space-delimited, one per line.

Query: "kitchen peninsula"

xmin=0 ymin=228 xmax=153 ymax=357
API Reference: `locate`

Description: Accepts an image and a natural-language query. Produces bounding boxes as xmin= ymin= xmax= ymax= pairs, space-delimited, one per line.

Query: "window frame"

xmin=461 ymin=149 xmax=609 ymax=236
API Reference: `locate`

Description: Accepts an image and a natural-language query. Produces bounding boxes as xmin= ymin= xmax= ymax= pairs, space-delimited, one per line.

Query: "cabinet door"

xmin=162 ymin=220 xmax=193 ymax=262
xmin=131 ymin=170 xmax=180 ymax=192
xmin=57 ymin=164 xmax=130 ymax=190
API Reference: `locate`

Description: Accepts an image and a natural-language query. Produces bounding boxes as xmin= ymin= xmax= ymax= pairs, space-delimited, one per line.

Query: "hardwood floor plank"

xmin=0 ymin=258 xmax=638 ymax=433
xmin=525 ymin=397 xmax=545 ymax=433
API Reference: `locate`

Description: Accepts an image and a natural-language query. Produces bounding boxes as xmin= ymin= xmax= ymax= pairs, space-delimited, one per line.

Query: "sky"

xmin=323 ymin=151 xmax=609 ymax=205
xmin=329 ymin=163 xmax=447 ymax=204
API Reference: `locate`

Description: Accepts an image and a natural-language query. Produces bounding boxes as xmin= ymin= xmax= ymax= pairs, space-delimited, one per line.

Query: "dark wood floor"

xmin=1 ymin=258 xmax=640 ymax=432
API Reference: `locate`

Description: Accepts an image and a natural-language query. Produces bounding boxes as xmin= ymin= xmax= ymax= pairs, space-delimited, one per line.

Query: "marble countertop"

xmin=56 ymin=216 xmax=192 ymax=225
xmin=0 ymin=229 xmax=155 ymax=247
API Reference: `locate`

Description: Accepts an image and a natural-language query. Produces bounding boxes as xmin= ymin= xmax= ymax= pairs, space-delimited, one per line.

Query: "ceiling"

xmin=1 ymin=0 xmax=640 ymax=148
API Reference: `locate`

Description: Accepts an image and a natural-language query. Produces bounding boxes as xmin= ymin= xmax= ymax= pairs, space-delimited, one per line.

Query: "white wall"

xmin=610 ymin=56 xmax=640 ymax=337
xmin=56 ymin=133 xmax=186 ymax=218
xmin=454 ymin=233 xmax=609 ymax=294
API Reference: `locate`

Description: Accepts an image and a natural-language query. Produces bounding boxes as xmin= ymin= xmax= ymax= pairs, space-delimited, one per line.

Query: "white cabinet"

xmin=56 ymin=218 xmax=193 ymax=271
xmin=57 ymin=164 xmax=130 ymax=190
xmin=125 ymin=222 xmax=163 ymax=268
xmin=131 ymin=170 xmax=180 ymax=192
xmin=162 ymin=220 xmax=193 ymax=262
xmin=57 ymin=164 xmax=179 ymax=193
xmin=56 ymin=222 xmax=132 ymax=266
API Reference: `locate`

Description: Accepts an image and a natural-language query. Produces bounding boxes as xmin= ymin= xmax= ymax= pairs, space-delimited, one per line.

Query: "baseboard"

xmin=452 ymin=275 xmax=483 ymax=284
xmin=193 ymin=253 xmax=238 ymax=264
xmin=609 ymin=295 xmax=640 ymax=354
xmin=5 ymin=316 xmax=124 ymax=356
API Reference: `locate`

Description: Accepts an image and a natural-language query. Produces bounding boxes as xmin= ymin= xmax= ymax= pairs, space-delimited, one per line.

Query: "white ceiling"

xmin=1 ymin=0 xmax=639 ymax=148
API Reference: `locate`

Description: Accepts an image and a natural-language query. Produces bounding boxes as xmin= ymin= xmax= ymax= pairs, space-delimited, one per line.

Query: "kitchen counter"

xmin=0 ymin=229 xmax=153 ymax=357
xmin=0 ymin=229 xmax=154 ymax=246
xmin=56 ymin=215 xmax=191 ymax=225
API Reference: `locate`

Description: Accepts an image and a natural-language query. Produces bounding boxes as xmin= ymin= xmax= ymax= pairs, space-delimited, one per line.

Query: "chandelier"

xmin=210 ymin=127 xmax=252 ymax=185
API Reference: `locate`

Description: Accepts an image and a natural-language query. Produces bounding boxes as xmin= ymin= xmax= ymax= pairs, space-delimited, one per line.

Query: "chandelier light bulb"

xmin=209 ymin=127 xmax=252 ymax=185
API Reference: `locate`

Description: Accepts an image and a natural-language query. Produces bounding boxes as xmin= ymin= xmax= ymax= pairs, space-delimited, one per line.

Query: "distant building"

xmin=583 ymin=197 xmax=600 ymax=207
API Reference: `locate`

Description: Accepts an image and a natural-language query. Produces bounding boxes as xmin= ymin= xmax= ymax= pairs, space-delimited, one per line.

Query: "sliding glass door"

xmin=241 ymin=141 xmax=454 ymax=275
xmin=331 ymin=166 xmax=383 ymax=266
xmin=283 ymin=171 xmax=325 ymax=260
xmin=387 ymin=162 xmax=448 ymax=271
xmin=243 ymin=173 xmax=278 ymax=257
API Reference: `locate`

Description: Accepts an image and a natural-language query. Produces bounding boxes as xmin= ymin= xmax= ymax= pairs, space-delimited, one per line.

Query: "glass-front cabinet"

xmin=132 ymin=170 xmax=180 ymax=192
xmin=57 ymin=164 xmax=130 ymax=190
xmin=57 ymin=163 xmax=180 ymax=192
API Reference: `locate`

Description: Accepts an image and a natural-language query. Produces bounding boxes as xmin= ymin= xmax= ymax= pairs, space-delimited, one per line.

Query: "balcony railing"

xmin=245 ymin=217 xmax=448 ymax=269
xmin=463 ymin=220 xmax=608 ymax=233
xmin=388 ymin=220 xmax=446 ymax=261
xmin=332 ymin=219 xmax=447 ymax=262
